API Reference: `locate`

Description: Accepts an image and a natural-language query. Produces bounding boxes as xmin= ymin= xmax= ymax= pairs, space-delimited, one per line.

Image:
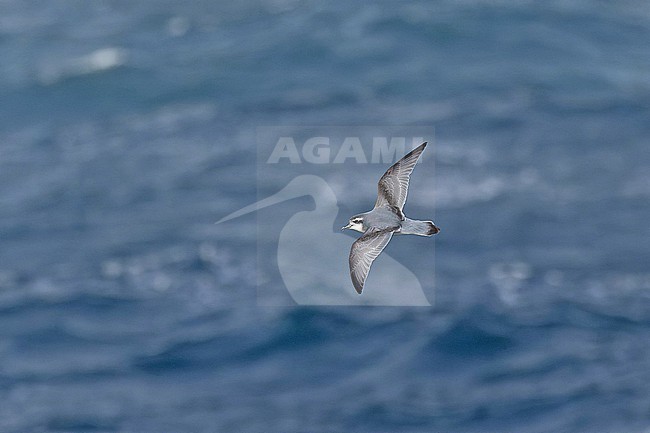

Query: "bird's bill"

xmin=341 ymin=223 xmax=352 ymax=230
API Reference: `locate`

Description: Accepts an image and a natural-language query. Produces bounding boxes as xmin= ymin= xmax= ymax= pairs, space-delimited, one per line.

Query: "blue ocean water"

xmin=1 ymin=0 xmax=650 ymax=431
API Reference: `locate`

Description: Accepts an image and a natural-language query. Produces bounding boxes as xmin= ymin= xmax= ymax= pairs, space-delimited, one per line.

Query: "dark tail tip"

xmin=427 ymin=222 xmax=440 ymax=235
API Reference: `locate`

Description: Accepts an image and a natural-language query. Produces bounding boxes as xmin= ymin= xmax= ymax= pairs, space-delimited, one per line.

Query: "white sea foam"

xmin=38 ymin=47 xmax=127 ymax=85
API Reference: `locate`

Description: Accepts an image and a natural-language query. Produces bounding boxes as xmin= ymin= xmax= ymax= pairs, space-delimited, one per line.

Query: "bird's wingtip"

xmin=352 ymin=277 xmax=364 ymax=294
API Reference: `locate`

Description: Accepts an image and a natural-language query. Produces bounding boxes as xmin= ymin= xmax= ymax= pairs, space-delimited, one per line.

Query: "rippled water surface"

xmin=1 ymin=1 xmax=650 ymax=432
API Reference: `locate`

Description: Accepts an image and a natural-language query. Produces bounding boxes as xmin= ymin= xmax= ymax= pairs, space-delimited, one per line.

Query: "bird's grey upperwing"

xmin=349 ymin=227 xmax=395 ymax=294
xmin=375 ymin=142 xmax=427 ymax=212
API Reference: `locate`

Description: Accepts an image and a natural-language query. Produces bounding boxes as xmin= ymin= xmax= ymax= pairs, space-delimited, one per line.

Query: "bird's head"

xmin=342 ymin=214 xmax=365 ymax=233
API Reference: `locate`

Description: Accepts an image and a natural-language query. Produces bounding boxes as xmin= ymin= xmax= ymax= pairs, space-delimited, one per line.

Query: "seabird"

xmin=342 ymin=142 xmax=440 ymax=294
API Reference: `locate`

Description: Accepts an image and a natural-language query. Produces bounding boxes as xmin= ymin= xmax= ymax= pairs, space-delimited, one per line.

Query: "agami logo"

xmin=266 ymin=136 xmax=425 ymax=164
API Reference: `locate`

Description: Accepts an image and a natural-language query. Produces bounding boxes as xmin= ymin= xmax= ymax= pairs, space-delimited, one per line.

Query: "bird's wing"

xmin=375 ymin=142 xmax=427 ymax=211
xmin=349 ymin=228 xmax=395 ymax=294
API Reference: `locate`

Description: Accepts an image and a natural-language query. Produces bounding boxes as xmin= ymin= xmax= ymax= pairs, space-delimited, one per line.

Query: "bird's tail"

xmin=400 ymin=218 xmax=440 ymax=236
